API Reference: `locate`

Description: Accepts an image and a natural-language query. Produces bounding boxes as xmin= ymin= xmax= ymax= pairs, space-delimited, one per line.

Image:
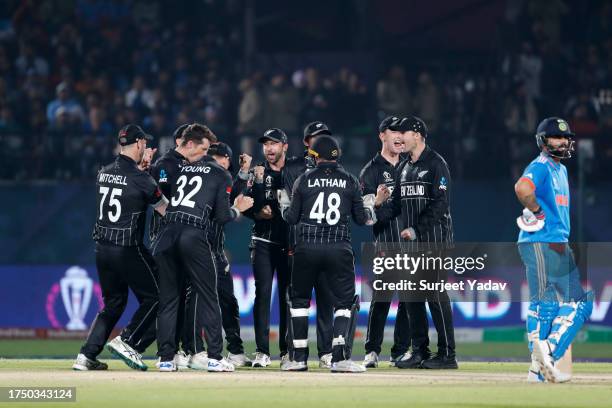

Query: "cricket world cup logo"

xmin=46 ymin=266 xmax=103 ymax=330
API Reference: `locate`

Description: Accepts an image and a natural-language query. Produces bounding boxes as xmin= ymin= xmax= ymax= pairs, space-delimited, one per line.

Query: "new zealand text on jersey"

xmin=98 ymin=173 xmax=128 ymax=185
xmin=401 ymin=184 xmax=425 ymax=196
xmin=307 ymin=178 xmax=347 ymax=188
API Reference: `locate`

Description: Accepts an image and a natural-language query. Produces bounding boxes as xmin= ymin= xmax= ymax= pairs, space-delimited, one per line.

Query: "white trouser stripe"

xmin=290 ymin=308 xmax=310 ymax=317
xmin=332 ymin=336 xmax=346 ymax=346
xmin=293 ymin=339 xmax=308 ymax=348
xmin=334 ymin=309 xmax=351 ymax=318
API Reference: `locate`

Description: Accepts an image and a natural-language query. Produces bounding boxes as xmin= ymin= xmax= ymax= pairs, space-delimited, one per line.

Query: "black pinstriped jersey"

xmin=165 ymin=156 xmax=238 ymax=230
xmin=281 ymin=154 xmax=315 ymax=250
xmin=247 ymin=161 xmax=288 ymax=246
xmin=283 ymin=162 xmax=369 ymax=247
xmin=148 ymin=149 xmax=187 ymax=242
xmin=376 ymin=145 xmax=454 ymax=251
xmin=359 ymin=152 xmax=405 ymax=243
xmin=207 ymin=220 xmax=228 ymax=267
xmin=93 ymin=154 xmax=165 ymax=246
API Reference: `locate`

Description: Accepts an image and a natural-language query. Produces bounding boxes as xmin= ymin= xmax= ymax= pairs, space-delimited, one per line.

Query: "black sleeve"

xmin=358 ymin=163 xmax=377 ymax=196
xmin=375 ymin=162 xmax=403 ymax=223
xmin=415 ymin=158 xmax=451 ymax=235
xmin=251 ymin=179 xmax=267 ymax=213
xmin=231 ymin=173 xmax=256 ymax=219
xmin=350 ymin=176 xmax=368 ymax=226
xmin=148 ymin=161 xmax=172 ymax=200
xmin=137 ymin=172 xmax=166 ymax=207
xmin=282 ymin=159 xmax=301 ymax=196
xmin=214 ymin=171 xmax=239 ymax=225
xmin=283 ymin=174 xmax=303 ymax=225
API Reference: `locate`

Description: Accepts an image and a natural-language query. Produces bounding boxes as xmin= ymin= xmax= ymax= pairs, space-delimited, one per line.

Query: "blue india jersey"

xmin=517 ymin=153 xmax=570 ymax=243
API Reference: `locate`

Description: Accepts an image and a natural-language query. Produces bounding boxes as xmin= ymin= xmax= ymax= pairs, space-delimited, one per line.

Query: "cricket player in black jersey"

xmin=232 ymin=128 xmax=290 ymax=367
xmin=360 ymin=116 xmax=411 ymax=368
xmin=73 ymin=124 xmax=169 ymax=372
xmin=376 ymin=116 xmax=457 ymax=369
xmin=199 ymin=142 xmax=251 ymax=367
xmin=279 ymin=135 xmax=376 ymax=373
xmin=149 ymin=123 xmax=217 ymax=370
xmin=153 ymin=124 xmax=254 ymax=372
xmin=281 ymin=121 xmax=335 ymax=369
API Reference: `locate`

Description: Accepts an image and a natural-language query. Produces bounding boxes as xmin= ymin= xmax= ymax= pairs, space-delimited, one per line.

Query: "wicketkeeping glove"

xmin=516 ymin=207 xmax=545 ymax=232
xmin=277 ymin=189 xmax=291 ymax=218
xmin=363 ymin=194 xmax=377 ymax=226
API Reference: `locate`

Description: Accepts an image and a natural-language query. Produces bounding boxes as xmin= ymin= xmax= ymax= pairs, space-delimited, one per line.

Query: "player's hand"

xmin=400 ymin=227 xmax=416 ymax=241
xmin=375 ymin=184 xmax=391 ymax=207
xmin=256 ymin=205 xmax=274 ymax=220
xmin=516 ymin=207 xmax=545 ymax=232
xmin=254 ymin=165 xmax=265 ymax=182
xmin=139 ymin=148 xmax=157 ymax=170
xmin=239 ymin=153 xmax=252 ymax=172
xmin=234 ymin=194 xmax=254 ymax=212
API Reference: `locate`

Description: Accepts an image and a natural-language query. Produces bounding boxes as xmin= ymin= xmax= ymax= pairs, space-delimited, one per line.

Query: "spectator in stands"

xmin=376 ymin=65 xmax=411 ymax=118
xmin=46 ymin=82 xmax=85 ymax=126
xmin=264 ymin=73 xmax=299 ymax=136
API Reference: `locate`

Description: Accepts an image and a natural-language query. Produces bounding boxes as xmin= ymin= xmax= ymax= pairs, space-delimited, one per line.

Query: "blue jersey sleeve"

xmin=521 ymin=161 xmax=549 ymax=191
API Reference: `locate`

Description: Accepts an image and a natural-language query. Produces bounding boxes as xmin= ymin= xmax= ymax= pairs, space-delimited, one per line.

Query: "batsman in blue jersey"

xmin=514 ymin=117 xmax=592 ymax=383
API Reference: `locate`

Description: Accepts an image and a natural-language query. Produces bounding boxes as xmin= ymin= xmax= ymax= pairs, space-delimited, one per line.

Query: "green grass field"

xmin=0 ymin=359 xmax=611 ymax=408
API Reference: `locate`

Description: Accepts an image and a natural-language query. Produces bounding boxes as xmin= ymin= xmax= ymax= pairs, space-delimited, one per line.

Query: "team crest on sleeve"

xmin=439 ymin=176 xmax=448 ymax=190
xmin=159 ymin=169 xmax=168 ymax=183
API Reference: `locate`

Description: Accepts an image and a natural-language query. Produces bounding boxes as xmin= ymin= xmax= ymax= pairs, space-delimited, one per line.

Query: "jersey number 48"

xmin=309 ymin=192 xmax=341 ymax=225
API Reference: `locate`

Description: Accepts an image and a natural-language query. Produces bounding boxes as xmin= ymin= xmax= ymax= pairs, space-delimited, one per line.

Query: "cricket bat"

xmin=557 ymin=345 xmax=572 ymax=376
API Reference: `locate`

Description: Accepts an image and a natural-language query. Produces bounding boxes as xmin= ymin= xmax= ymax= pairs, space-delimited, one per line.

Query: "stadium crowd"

xmin=0 ymin=0 xmax=610 ymax=181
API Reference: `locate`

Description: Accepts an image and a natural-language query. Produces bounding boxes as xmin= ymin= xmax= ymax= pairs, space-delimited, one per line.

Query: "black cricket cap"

xmin=378 ymin=115 xmax=400 ymax=133
xmin=209 ymin=142 xmax=233 ymax=159
xmin=118 ymin=124 xmax=152 ymax=146
xmin=389 ymin=116 xmax=428 ymax=137
xmin=209 ymin=142 xmax=234 ymax=172
xmin=309 ymin=135 xmax=340 ymax=160
xmin=258 ymin=128 xmax=288 ymax=144
xmin=303 ymin=121 xmax=331 ymax=141
xmin=173 ymin=123 xmax=189 ymax=140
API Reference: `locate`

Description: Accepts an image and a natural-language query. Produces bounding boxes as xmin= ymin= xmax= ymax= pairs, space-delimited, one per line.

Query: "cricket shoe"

xmin=390 ymin=352 xmax=412 ymax=367
xmin=158 ymin=360 xmax=178 ymax=372
xmin=106 ymin=336 xmax=147 ymax=371
xmin=281 ymin=360 xmax=308 ymax=372
xmin=280 ymin=353 xmax=291 ymax=370
xmin=527 ymin=358 xmax=546 ymax=383
xmin=188 ymin=351 xmax=209 ymax=370
xmin=207 ymin=358 xmax=235 ymax=372
xmin=421 ymin=353 xmax=458 ymax=369
xmin=174 ymin=351 xmax=191 ymax=370
xmin=532 ymin=339 xmax=571 ymax=383
xmin=319 ymin=353 xmax=333 ymax=369
xmin=72 ymin=354 xmax=108 ymax=371
xmin=227 ymin=352 xmax=252 ymax=367
xmin=363 ymin=351 xmax=379 ymax=368
xmin=331 ymin=360 xmax=366 ymax=373
xmin=396 ymin=352 xmax=430 ymax=369
xmin=252 ymin=352 xmax=271 ymax=368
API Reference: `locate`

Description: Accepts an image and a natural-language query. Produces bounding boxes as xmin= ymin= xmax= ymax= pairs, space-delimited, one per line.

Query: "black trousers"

xmin=407 ymin=268 xmax=456 ymax=357
xmin=80 ymin=243 xmax=159 ymax=359
xmin=290 ymin=245 xmax=356 ymax=363
xmin=183 ymin=254 xmax=244 ymax=355
xmin=288 ymin=251 xmax=334 ymax=357
xmin=250 ymin=240 xmax=289 ymax=356
xmin=154 ymin=224 xmax=223 ymax=361
xmin=365 ymin=301 xmax=410 ymax=358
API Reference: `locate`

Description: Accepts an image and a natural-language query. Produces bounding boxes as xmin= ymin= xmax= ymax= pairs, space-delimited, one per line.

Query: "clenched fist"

xmin=233 ymin=194 xmax=254 ymax=212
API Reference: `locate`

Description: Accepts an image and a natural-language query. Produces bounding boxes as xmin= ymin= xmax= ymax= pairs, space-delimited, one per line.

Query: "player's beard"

xmin=266 ymin=150 xmax=283 ymax=165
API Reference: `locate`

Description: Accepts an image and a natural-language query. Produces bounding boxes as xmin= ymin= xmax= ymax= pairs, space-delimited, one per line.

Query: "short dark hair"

xmin=181 ymin=123 xmax=217 ymax=146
